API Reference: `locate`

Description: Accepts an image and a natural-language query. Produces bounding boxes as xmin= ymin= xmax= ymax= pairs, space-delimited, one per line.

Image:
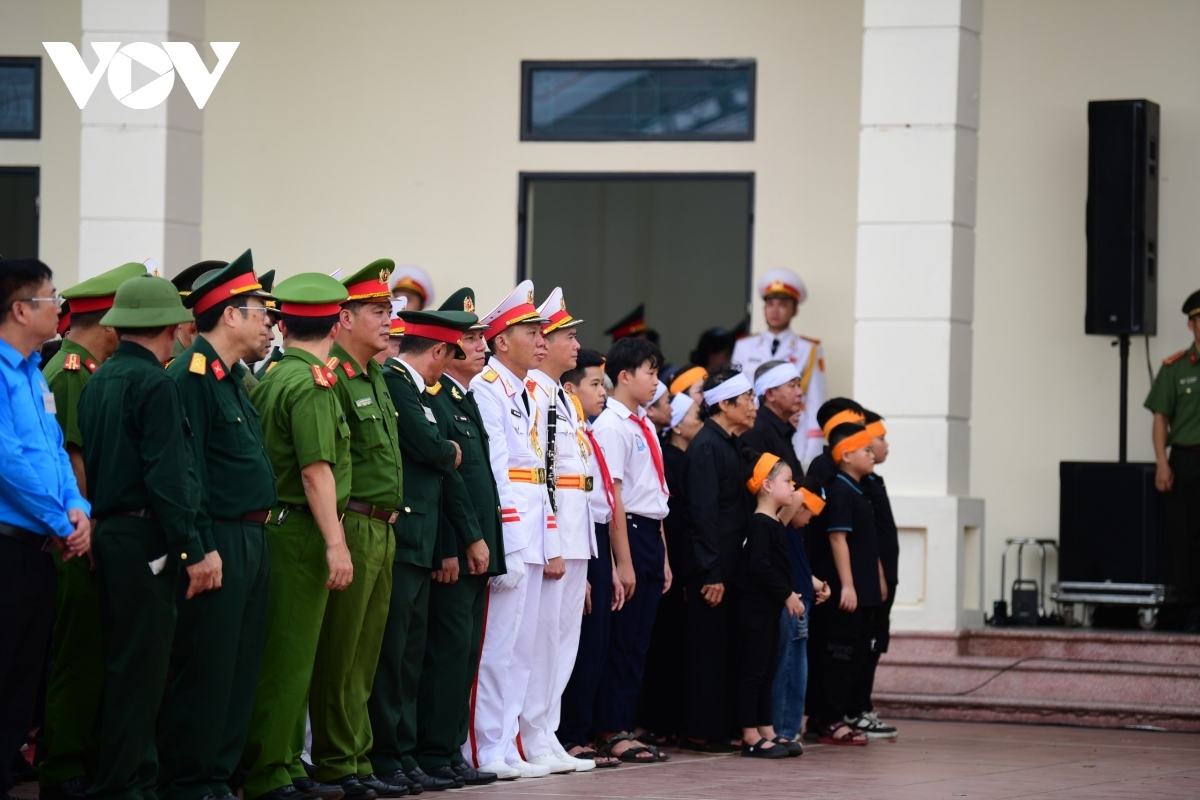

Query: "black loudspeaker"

xmin=1085 ymin=99 xmax=1159 ymax=336
xmin=1059 ymin=461 xmax=1162 ymax=584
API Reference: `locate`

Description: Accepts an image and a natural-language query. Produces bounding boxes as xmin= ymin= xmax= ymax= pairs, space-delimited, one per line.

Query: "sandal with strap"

xmin=772 ymin=736 xmax=803 ymax=757
xmin=563 ymin=742 xmax=621 ymax=768
xmin=603 ymin=732 xmax=658 ymax=763
xmin=816 ymin=722 xmax=868 ymax=746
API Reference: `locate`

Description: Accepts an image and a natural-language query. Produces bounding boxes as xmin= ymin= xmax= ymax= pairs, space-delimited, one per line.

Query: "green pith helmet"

xmin=62 ymin=262 xmax=149 ymax=305
xmin=101 ymin=275 xmax=195 ymax=328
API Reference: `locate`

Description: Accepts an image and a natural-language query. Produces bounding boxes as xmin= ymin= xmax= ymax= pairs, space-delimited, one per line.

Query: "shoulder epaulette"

xmin=63 ymin=353 xmax=81 ymax=371
xmin=389 ymin=363 xmax=406 ymax=374
xmin=482 ymin=369 xmax=499 ymax=383
xmin=1163 ymin=349 xmax=1187 ymax=366
xmin=311 ymin=364 xmax=337 ymax=388
xmin=426 ymin=382 xmax=442 ymax=395
xmin=84 ymin=358 xmax=98 ymax=373
xmin=189 ymin=353 xmax=207 ymax=375
xmin=164 ymin=358 xmax=175 ymax=369
xmin=266 ymin=361 xmax=278 ymax=373
xmin=325 ymin=356 xmax=340 ymax=370
xmin=800 ymin=335 xmax=822 ymax=345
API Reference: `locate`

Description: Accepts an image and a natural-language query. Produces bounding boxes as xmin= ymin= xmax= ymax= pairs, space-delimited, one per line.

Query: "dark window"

xmin=0 ymin=57 xmax=40 ymax=139
xmin=521 ymin=60 xmax=755 ymax=141
xmin=0 ymin=167 xmax=40 ymax=258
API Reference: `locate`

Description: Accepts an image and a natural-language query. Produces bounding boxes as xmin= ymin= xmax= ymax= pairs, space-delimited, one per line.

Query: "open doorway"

xmin=518 ymin=173 xmax=753 ymax=367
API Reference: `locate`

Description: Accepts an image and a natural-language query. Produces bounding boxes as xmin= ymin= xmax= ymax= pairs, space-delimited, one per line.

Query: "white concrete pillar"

xmin=78 ymin=0 xmax=204 ymax=280
xmin=854 ymin=0 xmax=985 ymax=630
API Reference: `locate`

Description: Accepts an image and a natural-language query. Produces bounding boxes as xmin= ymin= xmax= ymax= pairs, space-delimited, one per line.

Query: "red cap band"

xmin=192 ymin=272 xmax=262 ymax=314
xmin=610 ymin=319 xmax=647 ymax=340
xmin=483 ymin=304 xmax=540 ymax=340
xmin=543 ymin=309 xmax=573 ymax=333
xmin=279 ymin=301 xmax=343 ymax=317
xmin=403 ymin=321 xmax=464 ymax=345
xmin=67 ymin=295 xmax=117 ymax=314
xmin=57 ymin=311 xmax=72 ymax=336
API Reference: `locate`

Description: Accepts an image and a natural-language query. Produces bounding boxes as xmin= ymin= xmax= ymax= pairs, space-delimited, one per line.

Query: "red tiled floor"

xmin=12 ymin=720 xmax=1200 ymax=800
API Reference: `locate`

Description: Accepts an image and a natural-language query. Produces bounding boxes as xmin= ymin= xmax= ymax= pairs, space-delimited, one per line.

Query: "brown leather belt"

xmin=345 ymin=499 xmax=400 ymax=524
xmin=234 ymin=510 xmax=272 ymax=524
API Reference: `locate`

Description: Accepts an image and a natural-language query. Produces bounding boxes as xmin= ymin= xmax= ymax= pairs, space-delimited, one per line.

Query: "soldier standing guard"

xmin=731 ymin=269 xmax=826 ymax=468
xmin=302 ymin=261 xmax=406 ymax=799
xmin=367 ymin=299 xmax=483 ymax=793
xmin=39 ymin=261 xmax=148 ymax=800
xmin=413 ymin=288 xmax=507 ymax=785
xmin=159 ymin=251 xmax=279 ymax=800
xmin=465 ymin=281 xmax=557 ymax=780
xmin=522 ymin=288 xmax=597 ymax=773
xmin=78 ymin=275 xmax=221 ymax=800
xmin=241 ymin=273 xmax=353 ymax=800
xmin=1146 ymin=288 xmax=1200 ymax=632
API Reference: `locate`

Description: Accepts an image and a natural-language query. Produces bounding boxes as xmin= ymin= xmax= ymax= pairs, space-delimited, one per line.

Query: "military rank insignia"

xmin=84 ymin=358 xmax=98 ymax=373
xmin=323 ymin=366 xmax=339 ymax=386
xmin=342 ymin=361 xmax=357 ymax=379
xmin=426 ymin=383 xmax=442 ymax=396
xmin=525 ymin=379 xmax=538 ymax=395
xmin=266 ymin=361 xmax=278 ymax=373
xmin=189 ymin=353 xmax=207 ymax=375
xmin=450 ymin=385 xmax=462 ymax=400
xmin=312 ymin=365 xmax=331 ymax=388
xmin=63 ymin=354 xmax=81 ymax=371
xmin=482 ymin=369 xmax=499 ymax=383
xmin=211 ymin=360 xmax=227 ymax=381
xmin=325 ymin=356 xmax=340 ymax=370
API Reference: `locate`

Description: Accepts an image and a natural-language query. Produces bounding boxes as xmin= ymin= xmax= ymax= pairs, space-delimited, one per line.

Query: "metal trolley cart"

xmin=1050 ymin=581 xmax=1173 ymax=630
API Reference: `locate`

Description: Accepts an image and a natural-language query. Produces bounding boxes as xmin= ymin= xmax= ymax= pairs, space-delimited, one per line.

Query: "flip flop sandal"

xmin=816 ymin=723 xmax=868 ymax=746
xmin=574 ymin=749 xmax=621 ymax=768
xmin=603 ymin=733 xmax=658 ymax=763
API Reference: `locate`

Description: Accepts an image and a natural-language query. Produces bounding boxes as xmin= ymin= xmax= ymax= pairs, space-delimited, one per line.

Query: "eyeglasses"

xmin=15 ymin=292 xmax=61 ymax=306
xmin=234 ymin=306 xmax=271 ymax=317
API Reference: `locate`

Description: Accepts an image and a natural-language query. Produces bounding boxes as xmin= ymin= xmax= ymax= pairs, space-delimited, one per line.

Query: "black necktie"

xmin=546 ymin=392 xmax=558 ymax=513
xmin=771 ymin=338 xmax=780 ymax=356
xmin=521 ymin=389 xmax=530 ymax=415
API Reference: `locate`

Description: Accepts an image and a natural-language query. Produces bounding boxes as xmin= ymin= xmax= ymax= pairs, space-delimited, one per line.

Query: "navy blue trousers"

xmin=556 ymin=523 xmax=612 ymax=747
xmin=593 ymin=514 xmax=664 ymax=733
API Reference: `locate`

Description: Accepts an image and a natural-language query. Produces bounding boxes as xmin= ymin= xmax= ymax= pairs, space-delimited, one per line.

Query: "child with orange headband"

xmin=732 ymin=451 xmax=816 ymax=759
xmin=806 ymin=421 xmax=883 ymax=746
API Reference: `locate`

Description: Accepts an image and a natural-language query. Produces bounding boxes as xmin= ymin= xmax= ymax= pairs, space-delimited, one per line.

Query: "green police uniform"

xmin=366 ymin=305 xmax=479 ymax=780
xmin=415 ymin=359 xmax=507 ymax=772
xmin=1145 ymin=290 xmax=1200 ymax=620
xmin=77 ymin=275 xmax=202 ymax=800
xmin=159 ymin=254 xmax=279 ymax=800
xmin=241 ymin=274 xmax=353 ymax=800
xmin=40 ymin=262 xmax=146 ymax=796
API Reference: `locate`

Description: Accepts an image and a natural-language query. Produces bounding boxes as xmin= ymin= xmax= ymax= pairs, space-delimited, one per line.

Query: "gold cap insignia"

xmin=527 ymin=289 xmax=534 ymax=303
xmin=379 ymin=269 xmax=391 ymax=285
xmin=560 ymin=296 xmax=567 ymax=311
xmin=464 ymin=296 xmax=475 ymax=313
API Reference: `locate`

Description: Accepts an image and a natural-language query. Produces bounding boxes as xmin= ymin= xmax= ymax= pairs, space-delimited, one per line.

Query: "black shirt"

xmin=686 ymin=418 xmax=750 ymax=585
xmin=864 ymin=473 xmax=899 ymax=587
xmin=739 ymin=407 xmax=803 ymax=479
xmin=810 ymin=471 xmax=882 ymax=607
xmin=663 ymin=441 xmax=695 ymax=581
xmin=735 ymin=513 xmax=794 ymax=606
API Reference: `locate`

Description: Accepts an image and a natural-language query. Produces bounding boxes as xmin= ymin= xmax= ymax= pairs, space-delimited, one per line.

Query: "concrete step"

xmin=875 ymin=629 xmax=1200 ymax=732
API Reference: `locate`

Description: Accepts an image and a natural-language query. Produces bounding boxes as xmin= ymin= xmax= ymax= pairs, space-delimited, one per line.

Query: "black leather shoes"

xmin=425 ymin=766 xmax=466 ymax=788
xmin=293 ymin=777 xmax=346 ymax=800
xmin=259 ymin=785 xmax=319 ymax=800
xmin=41 ymin=776 xmax=91 ymax=800
xmin=450 ymin=763 xmax=495 ymax=786
xmin=404 ymin=768 xmax=455 ymax=792
xmin=376 ymin=770 xmax=421 ymax=795
xmin=329 ymin=775 xmax=377 ymax=800
xmin=359 ymin=773 xmax=410 ymax=797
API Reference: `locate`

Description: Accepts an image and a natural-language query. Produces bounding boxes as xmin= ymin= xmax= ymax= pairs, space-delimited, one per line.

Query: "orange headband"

xmin=799 ymin=487 xmax=826 ymax=515
xmin=746 ymin=453 xmax=781 ymax=495
xmin=822 ymin=409 xmax=865 ymax=439
xmin=865 ymin=420 xmax=886 ymax=439
xmin=669 ymin=366 xmax=707 ymax=396
xmin=832 ymin=429 xmax=874 ymax=462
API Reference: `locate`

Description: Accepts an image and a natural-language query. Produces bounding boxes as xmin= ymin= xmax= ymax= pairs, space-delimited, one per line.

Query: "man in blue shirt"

xmin=0 ymin=258 xmax=91 ymax=798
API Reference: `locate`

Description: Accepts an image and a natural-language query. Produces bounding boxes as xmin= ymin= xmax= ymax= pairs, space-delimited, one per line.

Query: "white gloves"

xmin=490 ymin=550 xmax=527 ymax=592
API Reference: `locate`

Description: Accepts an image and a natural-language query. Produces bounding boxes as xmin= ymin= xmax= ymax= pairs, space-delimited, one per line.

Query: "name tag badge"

xmin=423 ymin=406 xmax=437 ymax=424
xmin=43 ymin=392 xmax=57 ymax=414
xmin=509 ymin=408 xmax=522 ymax=419
xmin=355 ymin=397 xmax=373 ymax=408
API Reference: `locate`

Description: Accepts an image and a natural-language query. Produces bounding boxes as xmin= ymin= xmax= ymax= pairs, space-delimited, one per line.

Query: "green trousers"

xmin=310 ymin=513 xmax=394 ymax=781
xmin=367 ymin=560 xmax=431 ymax=774
xmin=414 ymin=571 xmax=487 ymax=769
xmin=159 ymin=520 xmax=271 ymax=800
xmin=39 ymin=552 xmax=104 ymax=790
xmin=242 ymin=510 xmax=331 ymax=800
xmin=87 ymin=518 xmax=181 ymax=800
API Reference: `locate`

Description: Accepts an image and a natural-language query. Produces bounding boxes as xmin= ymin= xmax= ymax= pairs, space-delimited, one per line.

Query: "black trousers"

xmin=808 ymin=603 xmax=875 ymax=726
xmin=635 ymin=578 xmax=686 ymax=735
xmin=682 ymin=576 xmax=735 ymax=741
xmin=1164 ymin=447 xmax=1200 ymax=613
xmin=734 ymin=592 xmax=782 ymax=730
xmin=849 ymin=586 xmax=895 ymax=718
xmin=0 ymin=535 xmax=56 ymax=792
xmin=557 ymin=523 xmax=612 ymax=747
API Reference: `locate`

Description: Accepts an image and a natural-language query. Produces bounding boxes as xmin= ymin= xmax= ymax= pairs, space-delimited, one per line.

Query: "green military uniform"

xmin=1145 ymin=289 xmax=1200 ymax=622
xmin=367 ymin=305 xmax=479 ymax=780
xmin=415 ymin=353 xmax=507 ymax=772
xmin=159 ymin=254 xmax=279 ymax=800
xmin=168 ymin=260 xmax=226 ymax=367
xmin=241 ymin=273 xmax=352 ymax=800
xmin=77 ymin=276 xmax=203 ymax=800
xmin=254 ymin=346 xmax=284 ymax=379
xmin=40 ymin=262 xmax=146 ymax=797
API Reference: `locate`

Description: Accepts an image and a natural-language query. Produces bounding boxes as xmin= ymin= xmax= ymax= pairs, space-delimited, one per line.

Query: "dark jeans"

xmin=557 ymin=523 xmax=612 ymax=747
xmin=0 ymin=535 xmax=56 ymax=792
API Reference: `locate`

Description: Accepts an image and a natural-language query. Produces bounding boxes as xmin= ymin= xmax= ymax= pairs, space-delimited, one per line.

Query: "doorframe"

xmin=516 ymin=171 xmax=755 ymax=311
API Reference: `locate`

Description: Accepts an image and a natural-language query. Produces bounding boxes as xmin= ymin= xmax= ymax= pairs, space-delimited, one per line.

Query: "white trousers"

xmin=465 ymin=563 xmax=542 ymax=767
xmin=549 ymin=560 xmax=589 ymax=745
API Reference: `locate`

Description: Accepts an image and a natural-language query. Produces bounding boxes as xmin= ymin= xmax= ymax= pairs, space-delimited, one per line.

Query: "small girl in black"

xmin=734 ymin=451 xmax=807 ymax=759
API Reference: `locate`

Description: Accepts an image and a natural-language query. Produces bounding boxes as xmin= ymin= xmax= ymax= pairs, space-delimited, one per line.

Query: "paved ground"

xmin=13 ymin=719 xmax=1200 ymax=800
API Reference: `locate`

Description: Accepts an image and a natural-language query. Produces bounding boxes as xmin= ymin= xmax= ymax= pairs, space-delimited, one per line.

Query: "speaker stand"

xmin=1115 ymin=333 xmax=1130 ymax=463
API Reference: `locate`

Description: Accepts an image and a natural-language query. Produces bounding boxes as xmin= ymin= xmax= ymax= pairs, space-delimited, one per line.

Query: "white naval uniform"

xmin=731 ymin=328 xmax=827 ymax=469
xmin=465 ymin=358 xmax=556 ymax=769
xmin=519 ymin=371 xmax=597 ymax=759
